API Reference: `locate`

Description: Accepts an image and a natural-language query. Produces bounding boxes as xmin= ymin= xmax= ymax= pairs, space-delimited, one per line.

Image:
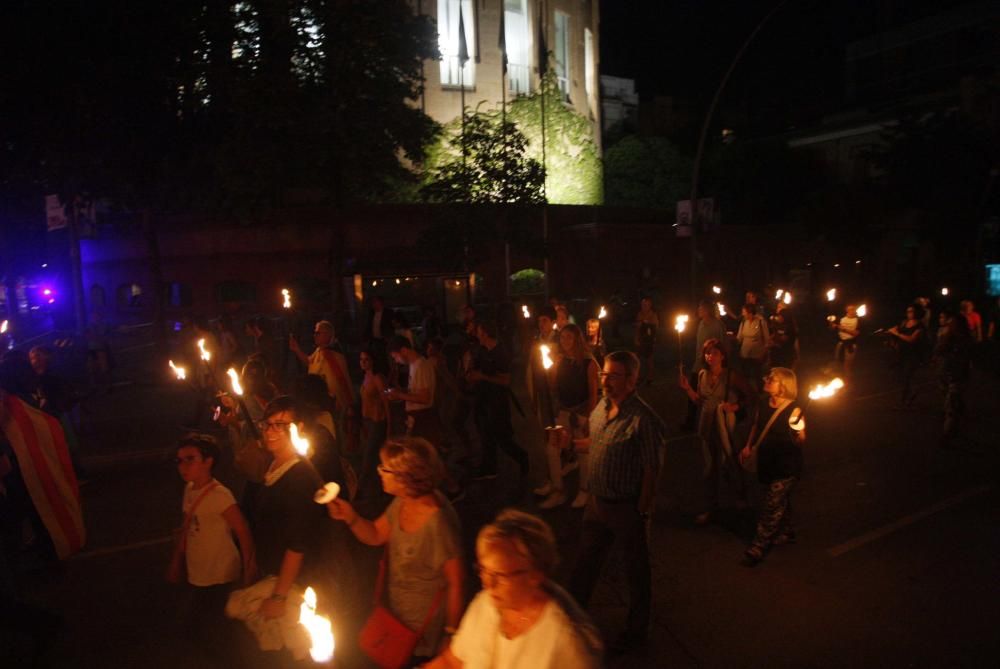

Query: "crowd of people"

xmin=3 ymin=287 xmax=998 ymax=667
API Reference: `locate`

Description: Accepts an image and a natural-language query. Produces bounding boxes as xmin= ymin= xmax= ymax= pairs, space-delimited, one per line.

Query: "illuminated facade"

xmin=416 ymin=0 xmax=601 ymax=151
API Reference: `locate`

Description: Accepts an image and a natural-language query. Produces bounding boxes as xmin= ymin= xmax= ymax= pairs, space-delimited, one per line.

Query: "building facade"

xmin=415 ymin=0 xmax=601 ymax=150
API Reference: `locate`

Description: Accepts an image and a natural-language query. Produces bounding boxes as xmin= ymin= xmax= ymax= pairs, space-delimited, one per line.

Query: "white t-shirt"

xmin=451 ymin=591 xmax=595 ymax=669
xmin=838 ymin=316 xmax=859 ymax=341
xmin=406 ymin=356 xmax=436 ymax=413
xmin=182 ymin=481 xmax=241 ymax=586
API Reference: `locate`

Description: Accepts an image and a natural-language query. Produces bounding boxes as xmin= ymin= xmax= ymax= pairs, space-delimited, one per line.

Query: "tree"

xmin=603 ymin=135 xmax=691 ymax=209
xmin=421 ymin=109 xmax=545 ymax=205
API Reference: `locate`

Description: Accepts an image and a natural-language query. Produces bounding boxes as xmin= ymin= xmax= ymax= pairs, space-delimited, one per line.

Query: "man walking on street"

xmin=570 ymin=350 xmax=667 ymax=655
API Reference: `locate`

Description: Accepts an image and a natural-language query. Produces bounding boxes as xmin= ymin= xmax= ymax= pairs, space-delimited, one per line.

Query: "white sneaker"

xmin=571 ymin=490 xmax=590 ymax=509
xmin=533 ymin=482 xmax=554 ymax=497
xmin=538 ymin=490 xmax=567 ymax=509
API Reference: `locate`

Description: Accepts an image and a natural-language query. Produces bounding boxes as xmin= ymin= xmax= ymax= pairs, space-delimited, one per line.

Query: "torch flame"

xmin=808 ymin=377 xmax=845 ymax=401
xmin=0 ymin=320 xmax=7 ymax=334
xmin=857 ymin=304 xmax=867 ymax=318
xmin=197 ymin=338 xmax=211 ymax=362
xmin=521 ymin=305 xmax=531 ymax=319
xmin=540 ymin=344 xmax=554 ymax=371
xmin=712 ymin=285 xmax=722 ymax=295
xmin=290 ymin=423 xmax=310 ymax=456
xmin=783 ymin=292 xmax=792 ymax=305
xmin=717 ymin=303 xmax=727 ymax=317
xmin=941 ymin=287 xmax=949 ymax=296
xmin=775 ymin=289 xmax=784 ymax=300
xmin=598 ymin=306 xmax=607 ymax=319
xmin=227 ymin=368 xmax=243 ymax=396
xmin=168 ymin=360 xmax=187 ymax=380
xmin=299 ymin=587 xmax=335 ymax=663
xmin=674 ymin=314 xmax=689 ymax=333
xmin=282 ymin=288 xmax=292 ymax=309
xmin=826 ymin=288 xmax=837 ymax=302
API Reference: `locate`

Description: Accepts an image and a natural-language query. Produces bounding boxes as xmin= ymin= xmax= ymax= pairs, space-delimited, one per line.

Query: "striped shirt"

xmin=587 ymin=393 xmax=667 ymax=501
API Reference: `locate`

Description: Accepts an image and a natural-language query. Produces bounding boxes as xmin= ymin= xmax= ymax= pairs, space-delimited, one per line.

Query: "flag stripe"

xmin=4 ymin=395 xmax=85 ymax=558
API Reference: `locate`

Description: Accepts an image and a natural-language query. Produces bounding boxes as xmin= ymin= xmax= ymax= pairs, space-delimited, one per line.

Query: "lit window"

xmin=504 ymin=0 xmax=530 ymax=95
xmin=438 ymin=0 xmax=475 ymax=88
xmin=554 ymin=11 xmax=570 ymax=100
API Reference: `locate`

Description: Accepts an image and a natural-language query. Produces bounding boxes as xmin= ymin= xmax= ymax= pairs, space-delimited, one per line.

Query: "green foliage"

xmin=510 ymin=268 xmax=546 ymax=295
xmin=603 ymin=135 xmax=691 ymax=208
xmin=421 ymin=109 xmax=545 ymax=204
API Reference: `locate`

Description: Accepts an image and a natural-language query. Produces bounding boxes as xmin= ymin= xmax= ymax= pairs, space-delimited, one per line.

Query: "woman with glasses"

xmin=325 ymin=437 xmax=463 ymax=665
xmin=534 ymin=324 xmax=600 ymax=510
xmin=679 ymin=338 xmax=755 ymax=525
xmin=887 ymin=304 xmax=926 ymax=407
xmin=739 ymin=368 xmax=805 ymax=567
xmin=421 ymin=509 xmax=601 ymax=669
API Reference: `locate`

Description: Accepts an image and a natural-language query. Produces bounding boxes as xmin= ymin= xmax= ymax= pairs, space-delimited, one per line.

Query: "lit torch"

xmin=598 ymin=305 xmax=607 ymax=319
xmin=783 ymin=292 xmax=792 ymax=305
xmin=826 ymin=288 xmax=837 ymax=302
xmin=941 ymin=287 xmax=949 ymax=296
xmin=522 ymin=304 xmax=531 ymax=319
xmin=857 ymin=304 xmax=867 ymax=318
xmin=282 ymin=288 xmax=292 ymax=310
xmin=539 ymin=345 xmax=557 ymax=428
xmin=168 ymin=360 xmax=187 ymax=381
xmin=290 ymin=423 xmax=311 ymax=457
xmin=0 ymin=320 xmax=7 ymax=334
xmin=775 ymin=289 xmax=784 ymax=301
xmin=674 ymin=314 xmax=688 ymax=368
xmin=226 ymin=368 xmax=260 ymax=439
xmin=299 ymin=586 xmax=335 ymax=663
xmin=712 ymin=285 xmax=722 ymax=295
xmin=197 ymin=338 xmax=211 ymax=362
xmin=227 ymin=368 xmax=243 ymax=396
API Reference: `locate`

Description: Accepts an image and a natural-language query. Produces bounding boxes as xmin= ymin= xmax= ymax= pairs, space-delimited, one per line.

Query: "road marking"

xmin=827 ymin=485 xmax=993 ymax=558
xmin=73 ymin=535 xmax=172 ymax=560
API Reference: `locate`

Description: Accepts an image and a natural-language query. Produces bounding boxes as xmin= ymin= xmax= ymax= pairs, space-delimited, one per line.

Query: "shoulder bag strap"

xmin=750 ymin=399 xmax=793 ymax=451
xmin=177 ymin=481 xmax=219 ymax=554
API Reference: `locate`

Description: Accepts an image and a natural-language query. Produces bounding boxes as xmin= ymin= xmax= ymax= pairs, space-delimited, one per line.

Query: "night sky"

xmin=599 ymin=0 xmax=976 ymax=131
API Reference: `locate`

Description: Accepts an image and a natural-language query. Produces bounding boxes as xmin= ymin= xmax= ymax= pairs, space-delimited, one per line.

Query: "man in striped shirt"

xmin=569 ymin=350 xmax=667 ymax=654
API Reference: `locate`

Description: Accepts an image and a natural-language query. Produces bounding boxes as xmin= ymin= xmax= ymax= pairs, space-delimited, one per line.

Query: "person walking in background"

xmin=682 ymin=300 xmax=727 ymax=430
xmin=634 ymin=297 xmax=659 ymax=386
xmin=679 ymin=339 xmax=754 ymax=525
xmin=736 ymin=303 xmax=769 ymax=391
xmin=535 ymin=324 xmax=600 ymax=510
xmin=934 ymin=309 xmax=974 ymax=448
xmin=387 ymin=336 xmax=443 ymax=449
xmin=887 ymin=304 xmax=926 ymax=408
xmin=831 ymin=304 xmax=861 ymax=380
xmin=289 ymin=321 xmax=354 ymax=442
xmin=357 ymin=349 xmax=390 ymax=499
xmin=960 ymin=300 xmax=983 ymax=343
xmin=585 ymin=318 xmax=606 ymax=367
xmin=768 ymin=302 xmax=799 ymax=370
xmin=570 ymin=350 xmax=666 ymax=654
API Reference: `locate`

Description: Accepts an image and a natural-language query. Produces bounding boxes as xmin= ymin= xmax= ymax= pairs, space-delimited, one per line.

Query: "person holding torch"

xmin=739 ymin=368 xmax=805 ymax=567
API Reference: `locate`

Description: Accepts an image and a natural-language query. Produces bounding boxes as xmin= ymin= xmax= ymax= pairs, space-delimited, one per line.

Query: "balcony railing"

xmin=508 ymin=63 xmax=530 ymax=95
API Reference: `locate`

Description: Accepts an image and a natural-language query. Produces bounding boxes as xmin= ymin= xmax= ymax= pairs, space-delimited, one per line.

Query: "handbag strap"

xmin=177 ymin=481 xmax=219 ymax=553
xmin=372 ymin=548 xmax=448 ymax=635
xmin=749 ymin=399 xmax=793 ymax=451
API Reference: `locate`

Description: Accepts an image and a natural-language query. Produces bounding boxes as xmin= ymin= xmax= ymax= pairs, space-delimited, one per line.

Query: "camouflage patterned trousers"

xmin=750 ymin=476 xmax=797 ymax=554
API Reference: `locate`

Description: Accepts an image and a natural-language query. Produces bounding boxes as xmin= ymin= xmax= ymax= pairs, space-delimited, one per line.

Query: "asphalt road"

xmin=8 ymin=336 xmax=1000 ymax=669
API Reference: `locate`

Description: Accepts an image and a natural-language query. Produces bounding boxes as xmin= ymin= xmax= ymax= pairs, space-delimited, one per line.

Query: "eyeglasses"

xmin=476 ymin=564 xmax=531 ymax=584
xmin=376 ymin=464 xmax=397 ymax=476
xmin=259 ymin=420 xmax=292 ymax=432
xmin=175 ymin=455 xmax=202 ymax=465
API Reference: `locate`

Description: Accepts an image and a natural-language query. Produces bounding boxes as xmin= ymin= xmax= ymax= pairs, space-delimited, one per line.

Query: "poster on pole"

xmin=675 ymin=200 xmax=692 ymax=237
xmin=675 ymin=198 xmax=717 ymax=237
xmin=45 ymin=194 xmax=67 ymax=231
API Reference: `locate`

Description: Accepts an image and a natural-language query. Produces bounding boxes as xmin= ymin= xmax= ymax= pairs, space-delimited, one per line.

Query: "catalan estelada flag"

xmin=2 ymin=392 xmax=85 ymax=559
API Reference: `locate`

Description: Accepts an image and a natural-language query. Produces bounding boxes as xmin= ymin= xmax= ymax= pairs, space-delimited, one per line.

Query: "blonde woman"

xmin=534 ymin=324 xmax=600 ymax=509
xmin=422 ymin=510 xmax=601 ymax=669
xmin=739 ymin=367 xmax=805 ymax=567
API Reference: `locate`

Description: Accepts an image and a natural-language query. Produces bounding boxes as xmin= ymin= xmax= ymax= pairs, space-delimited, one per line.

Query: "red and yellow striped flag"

xmin=2 ymin=392 xmax=85 ymax=559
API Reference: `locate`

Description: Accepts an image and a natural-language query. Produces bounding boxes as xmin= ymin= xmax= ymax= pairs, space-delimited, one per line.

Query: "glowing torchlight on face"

xmin=299 ymin=587 xmax=334 ymax=663
xmin=290 ymin=423 xmax=310 ymax=456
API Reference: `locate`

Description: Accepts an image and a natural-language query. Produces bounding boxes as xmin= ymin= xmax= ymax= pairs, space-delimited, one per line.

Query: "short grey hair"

xmin=606 ymin=350 xmax=640 ymax=380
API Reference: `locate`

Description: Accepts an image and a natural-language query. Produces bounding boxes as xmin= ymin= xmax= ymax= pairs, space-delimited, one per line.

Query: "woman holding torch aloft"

xmin=679 ymin=339 xmax=755 ymax=525
xmin=534 ymin=324 xmax=600 ymax=510
xmin=739 ymin=367 xmax=804 ymax=567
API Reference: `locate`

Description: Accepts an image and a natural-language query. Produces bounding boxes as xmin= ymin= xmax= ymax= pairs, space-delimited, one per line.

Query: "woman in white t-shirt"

xmin=422 ymin=510 xmax=602 ymax=669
